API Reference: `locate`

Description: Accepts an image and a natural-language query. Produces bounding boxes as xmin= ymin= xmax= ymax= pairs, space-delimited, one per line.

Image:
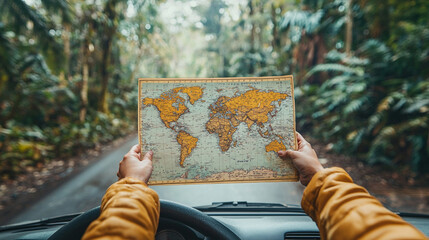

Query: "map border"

xmin=138 ymin=75 xmax=298 ymax=185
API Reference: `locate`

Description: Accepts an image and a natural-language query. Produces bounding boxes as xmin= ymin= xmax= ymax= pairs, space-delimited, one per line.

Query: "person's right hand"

xmin=278 ymin=132 xmax=324 ymax=186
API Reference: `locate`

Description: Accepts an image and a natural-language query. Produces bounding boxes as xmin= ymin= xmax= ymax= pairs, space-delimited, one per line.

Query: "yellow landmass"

xmin=247 ymin=106 xmax=271 ymax=124
xmin=265 ymin=140 xmax=286 ymax=153
xmin=143 ymin=96 xmax=187 ymax=129
xmin=205 ymin=117 xmax=236 ymax=152
xmin=207 ymin=89 xmax=287 ymax=152
xmin=245 ymin=118 xmax=254 ymax=128
xmin=230 ymin=116 xmax=240 ymax=127
xmin=225 ymin=89 xmax=287 ymax=125
xmin=143 ymin=86 xmax=203 ymax=129
xmin=173 ymin=87 xmax=204 ymax=104
xmin=176 ymin=131 xmax=198 ymax=167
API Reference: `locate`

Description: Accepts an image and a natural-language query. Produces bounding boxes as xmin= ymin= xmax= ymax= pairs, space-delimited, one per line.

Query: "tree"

xmin=98 ymin=0 xmax=121 ymax=113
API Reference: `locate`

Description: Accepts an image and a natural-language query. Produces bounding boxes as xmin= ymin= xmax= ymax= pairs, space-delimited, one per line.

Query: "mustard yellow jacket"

xmin=303 ymin=167 xmax=427 ymax=240
xmin=82 ymin=168 xmax=427 ymax=239
xmin=82 ymin=178 xmax=160 ymax=240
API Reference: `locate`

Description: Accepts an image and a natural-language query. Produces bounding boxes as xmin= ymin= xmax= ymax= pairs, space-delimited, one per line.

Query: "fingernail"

xmin=278 ymin=150 xmax=285 ymax=156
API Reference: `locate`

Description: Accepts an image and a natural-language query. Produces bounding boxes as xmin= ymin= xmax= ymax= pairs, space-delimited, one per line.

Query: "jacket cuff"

xmin=102 ymin=177 xmax=160 ymax=210
xmin=301 ymin=167 xmax=351 ymax=221
xmin=118 ymin=177 xmax=148 ymax=186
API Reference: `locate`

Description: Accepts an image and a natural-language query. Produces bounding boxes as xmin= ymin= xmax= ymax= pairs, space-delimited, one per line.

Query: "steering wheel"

xmin=49 ymin=199 xmax=240 ymax=240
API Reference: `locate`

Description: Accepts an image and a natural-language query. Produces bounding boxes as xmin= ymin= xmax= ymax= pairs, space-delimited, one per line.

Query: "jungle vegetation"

xmin=0 ymin=0 xmax=428 ymax=181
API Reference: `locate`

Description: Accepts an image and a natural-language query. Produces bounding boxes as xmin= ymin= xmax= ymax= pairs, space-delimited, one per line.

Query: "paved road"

xmin=10 ymin=136 xmax=304 ymax=224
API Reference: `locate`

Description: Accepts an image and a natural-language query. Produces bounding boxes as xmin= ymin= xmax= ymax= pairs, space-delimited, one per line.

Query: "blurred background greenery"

xmin=0 ymin=0 xmax=428 ymax=181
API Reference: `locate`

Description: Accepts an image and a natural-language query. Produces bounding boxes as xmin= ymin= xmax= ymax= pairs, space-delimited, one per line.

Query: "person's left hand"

xmin=117 ymin=144 xmax=153 ymax=184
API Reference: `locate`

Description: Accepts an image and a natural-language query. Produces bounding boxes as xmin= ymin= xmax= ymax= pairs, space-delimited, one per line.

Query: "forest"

xmin=0 ymin=0 xmax=428 ymax=181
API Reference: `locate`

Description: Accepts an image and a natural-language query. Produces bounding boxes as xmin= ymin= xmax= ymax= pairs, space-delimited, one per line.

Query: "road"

xmin=10 ymin=136 xmax=304 ymax=224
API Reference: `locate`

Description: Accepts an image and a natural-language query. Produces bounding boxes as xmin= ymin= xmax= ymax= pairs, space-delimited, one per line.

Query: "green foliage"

xmin=280 ymin=9 xmax=324 ymax=41
xmin=0 ymin=0 xmax=164 ymax=181
xmin=299 ymin=36 xmax=429 ymax=173
xmin=1 ymin=0 xmax=429 ymax=179
xmin=192 ymin=0 xmax=429 ymax=173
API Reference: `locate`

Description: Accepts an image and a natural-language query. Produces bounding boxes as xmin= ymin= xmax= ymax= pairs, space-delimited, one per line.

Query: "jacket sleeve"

xmin=82 ymin=177 xmax=160 ymax=240
xmin=301 ymin=167 xmax=427 ymax=240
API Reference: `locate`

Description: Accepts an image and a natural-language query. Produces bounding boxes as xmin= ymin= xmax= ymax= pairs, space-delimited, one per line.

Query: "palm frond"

xmin=7 ymin=0 xmax=51 ymax=38
xmin=279 ymin=9 xmax=324 ymax=34
xmin=376 ymin=92 xmax=403 ymax=113
xmin=0 ymin=24 xmax=19 ymax=76
xmin=305 ymin=63 xmax=364 ymax=79
xmin=343 ymin=96 xmax=368 ymax=114
xmin=404 ymin=99 xmax=429 ymax=114
xmin=326 ymin=50 xmax=369 ymax=66
xmin=367 ymin=112 xmax=384 ymax=132
xmin=40 ymin=0 xmax=74 ymax=23
xmin=357 ymin=39 xmax=391 ymax=62
xmin=350 ymin=128 xmax=366 ymax=151
xmin=323 ymin=75 xmax=350 ymax=87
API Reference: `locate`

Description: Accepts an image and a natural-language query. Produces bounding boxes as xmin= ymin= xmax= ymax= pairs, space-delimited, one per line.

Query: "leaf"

xmin=305 ymin=63 xmax=364 ymax=80
xmin=344 ymin=97 xmax=367 ymax=114
xmin=279 ymin=9 xmax=324 ymax=34
xmin=404 ymin=99 xmax=429 ymax=114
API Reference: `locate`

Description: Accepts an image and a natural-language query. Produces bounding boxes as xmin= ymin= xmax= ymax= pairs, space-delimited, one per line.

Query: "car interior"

xmin=1 ymin=199 xmax=429 ymax=240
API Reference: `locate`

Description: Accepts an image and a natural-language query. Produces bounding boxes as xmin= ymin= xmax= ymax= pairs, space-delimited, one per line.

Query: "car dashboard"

xmin=156 ymin=211 xmax=320 ymax=240
xmin=156 ymin=210 xmax=429 ymax=240
xmin=1 ymin=207 xmax=429 ymax=239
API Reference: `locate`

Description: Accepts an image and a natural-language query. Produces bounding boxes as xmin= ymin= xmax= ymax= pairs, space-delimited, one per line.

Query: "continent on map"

xmin=143 ymin=87 xmax=203 ymax=129
xmin=206 ymin=89 xmax=288 ymax=153
xmin=265 ymin=140 xmax=286 ymax=153
xmin=205 ymin=117 xmax=237 ymax=152
xmin=143 ymin=86 xmax=203 ymax=166
xmin=176 ymin=131 xmax=198 ymax=167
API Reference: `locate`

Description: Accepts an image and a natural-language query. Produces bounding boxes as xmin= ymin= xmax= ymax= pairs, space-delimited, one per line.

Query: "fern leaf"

xmin=344 ymin=97 xmax=367 ymax=114
xmin=346 ymin=82 xmax=367 ymax=94
xmin=376 ymin=92 xmax=402 ymax=113
xmin=404 ymin=99 xmax=429 ymax=114
xmin=368 ymin=112 xmax=383 ymax=131
xmin=323 ymin=75 xmax=349 ymax=88
xmin=305 ymin=63 xmax=364 ymax=79
xmin=351 ymin=129 xmax=366 ymax=151
xmin=280 ymin=10 xmax=324 ymax=34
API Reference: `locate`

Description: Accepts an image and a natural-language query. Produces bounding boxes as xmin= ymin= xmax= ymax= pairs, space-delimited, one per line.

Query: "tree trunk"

xmin=368 ymin=0 xmax=390 ymax=41
xmin=129 ymin=42 xmax=146 ymax=83
xmin=98 ymin=0 xmax=118 ymax=113
xmin=271 ymin=4 xmax=279 ymax=51
xmin=248 ymin=0 xmax=255 ymax=74
xmin=80 ymin=36 xmax=90 ymax=122
xmin=62 ymin=23 xmax=71 ymax=81
xmin=99 ymin=35 xmax=113 ymax=113
xmin=345 ymin=0 xmax=353 ymax=56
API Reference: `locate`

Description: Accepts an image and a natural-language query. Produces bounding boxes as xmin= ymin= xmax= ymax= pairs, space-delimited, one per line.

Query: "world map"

xmin=139 ymin=76 xmax=297 ymax=184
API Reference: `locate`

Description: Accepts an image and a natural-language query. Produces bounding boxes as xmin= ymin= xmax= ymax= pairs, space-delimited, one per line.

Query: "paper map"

xmin=138 ymin=76 xmax=297 ymax=185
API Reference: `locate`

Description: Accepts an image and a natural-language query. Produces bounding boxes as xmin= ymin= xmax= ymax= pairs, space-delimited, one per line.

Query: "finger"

xmin=296 ymin=132 xmax=305 ymax=143
xmin=142 ymin=150 xmax=153 ymax=161
xmin=125 ymin=144 xmax=141 ymax=159
xmin=130 ymin=144 xmax=141 ymax=154
xmin=296 ymin=132 xmax=311 ymax=149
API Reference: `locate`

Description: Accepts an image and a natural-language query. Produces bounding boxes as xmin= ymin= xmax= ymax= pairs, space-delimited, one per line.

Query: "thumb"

xmin=278 ymin=150 xmax=299 ymax=160
xmin=285 ymin=150 xmax=300 ymax=160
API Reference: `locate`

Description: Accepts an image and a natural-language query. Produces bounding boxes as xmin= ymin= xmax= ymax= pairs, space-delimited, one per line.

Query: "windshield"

xmin=1 ymin=0 xmax=428 ymax=225
xmin=152 ymin=182 xmax=304 ymax=208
